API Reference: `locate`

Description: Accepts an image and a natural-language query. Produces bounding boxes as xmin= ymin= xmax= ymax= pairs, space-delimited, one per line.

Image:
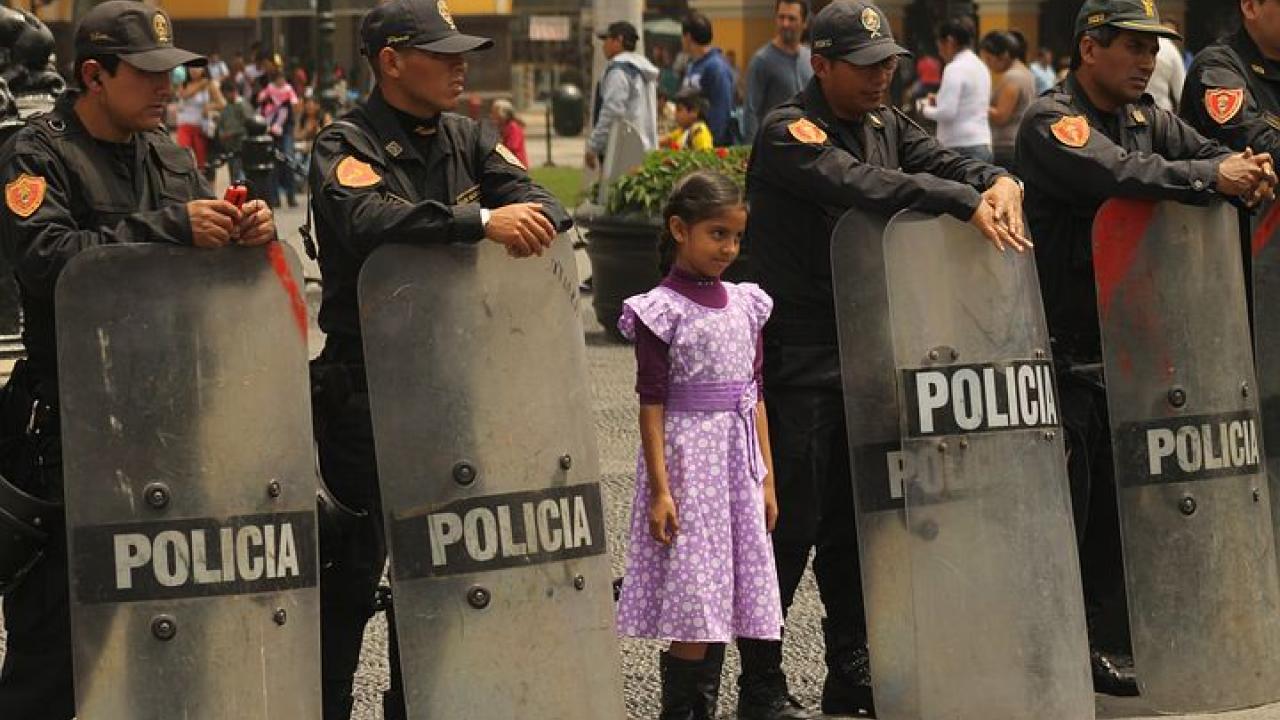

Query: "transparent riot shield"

xmin=358 ymin=236 xmax=625 ymax=719
xmin=55 ymin=243 xmax=320 ymax=719
xmin=1094 ymin=199 xmax=1280 ymax=713
xmin=834 ymin=209 xmax=1093 ymax=720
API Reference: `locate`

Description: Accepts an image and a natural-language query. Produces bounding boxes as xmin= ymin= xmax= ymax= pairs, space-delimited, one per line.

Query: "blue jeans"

xmin=952 ymin=144 xmax=994 ymax=163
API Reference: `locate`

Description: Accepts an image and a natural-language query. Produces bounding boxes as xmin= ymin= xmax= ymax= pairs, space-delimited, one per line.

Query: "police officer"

xmin=306 ymin=1 xmax=571 ymax=717
xmin=0 ymin=2 xmax=276 ymax=717
xmin=1182 ymin=0 xmax=1280 ymax=158
xmin=743 ymin=2 xmax=1027 ymax=717
xmin=1015 ymin=0 xmax=1274 ymax=697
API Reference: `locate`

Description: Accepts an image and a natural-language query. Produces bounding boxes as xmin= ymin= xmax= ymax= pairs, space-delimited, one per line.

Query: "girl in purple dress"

xmin=615 ymin=171 xmax=784 ymax=719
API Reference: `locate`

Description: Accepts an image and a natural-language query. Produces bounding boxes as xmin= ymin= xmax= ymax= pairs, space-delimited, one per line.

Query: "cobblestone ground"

xmin=5 ymin=230 xmax=1280 ymax=720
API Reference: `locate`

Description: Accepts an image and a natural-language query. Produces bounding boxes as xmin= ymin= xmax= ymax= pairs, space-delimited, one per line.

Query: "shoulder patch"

xmin=335 ymin=156 xmax=381 ymax=188
xmin=495 ymin=143 xmax=526 ymax=171
xmin=787 ymin=118 xmax=827 ymax=144
xmin=1050 ymin=115 xmax=1090 ymax=148
xmin=1205 ymin=88 xmax=1245 ymax=125
xmin=5 ymin=174 xmax=46 ymax=218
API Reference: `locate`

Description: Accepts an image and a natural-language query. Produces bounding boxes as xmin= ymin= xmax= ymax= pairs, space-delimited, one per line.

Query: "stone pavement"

xmin=4 ymin=193 xmax=1280 ymax=720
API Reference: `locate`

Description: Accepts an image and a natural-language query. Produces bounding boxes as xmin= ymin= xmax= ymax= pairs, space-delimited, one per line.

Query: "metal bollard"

xmin=240 ymin=115 xmax=277 ymax=207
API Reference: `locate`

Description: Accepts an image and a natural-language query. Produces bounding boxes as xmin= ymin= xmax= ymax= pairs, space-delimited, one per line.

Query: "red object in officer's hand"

xmin=223 ymin=184 xmax=248 ymax=208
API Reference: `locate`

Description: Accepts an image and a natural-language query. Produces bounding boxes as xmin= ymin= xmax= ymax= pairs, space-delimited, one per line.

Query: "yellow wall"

xmin=710 ymin=15 xmax=774 ymax=71
xmin=38 ymin=0 xmax=267 ymax=23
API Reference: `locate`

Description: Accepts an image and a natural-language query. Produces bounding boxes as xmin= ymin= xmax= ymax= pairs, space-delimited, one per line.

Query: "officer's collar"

xmin=1064 ymin=73 xmax=1141 ymax=129
xmin=802 ymin=78 xmax=885 ymax=134
xmin=365 ymin=89 xmax=451 ymax=165
xmin=1232 ymin=27 xmax=1280 ymax=81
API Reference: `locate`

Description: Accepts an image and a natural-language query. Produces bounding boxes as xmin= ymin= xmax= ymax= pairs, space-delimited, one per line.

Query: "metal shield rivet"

xmin=452 ymin=462 xmax=477 ymax=486
xmin=1034 ymin=348 xmax=1046 ymax=359
xmin=144 ymin=483 xmax=170 ymax=510
xmin=937 ymin=442 xmax=948 ymax=453
xmin=573 ymin=575 xmax=586 ymax=591
xmin=928 ymin=350 xmax=940 ymax=361
xmin=949 ymin=348 xmax=959 ymax=361
xmin=267 ymin=480 xmax=282 ymax=498
xmin=1168 ymin=387 xmax=1187 ymax=408
xmin=1179 ymin=496 xmax=1197 ymax=516
xmin=1243 ymin=382 xmax=1251 ymax=398
xmin=1254 ymin=489 xmax=1263 ymax=503
xmin=151 ymin=615 xmax=177 ymax=641
xmin=560 ymin=454 xmax=573 ymax=470
xmin=273 ymin=609 xmax=288 ymax=626
xmin=1044 ymin=430 xmax=1056 ymax=441
xmin=466 ymin=586 xmax=491 ymax=609
xmin=958 ymin=439 xmax=969 ymax=450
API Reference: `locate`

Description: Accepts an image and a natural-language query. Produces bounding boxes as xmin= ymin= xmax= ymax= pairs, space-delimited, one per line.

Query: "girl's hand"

xmin=763 ymin=481 xmax=779 ymax=533
xmin=649 ymin=492 xmax=679 ymax=545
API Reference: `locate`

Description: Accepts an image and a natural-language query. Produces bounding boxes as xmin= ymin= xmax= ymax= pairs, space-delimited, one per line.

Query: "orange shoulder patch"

xmin=787 ymin=118 xmax=827 ymax=144
xmin=5 ymin=174 xmax=46 ymax=218
xmin=335 ymin=156 xmax=382 ymax=188
xmin=1050 ymin=115 xmax=1090 ymax=148
xmin=1205 ymin=88 xmax=1245 ymax=125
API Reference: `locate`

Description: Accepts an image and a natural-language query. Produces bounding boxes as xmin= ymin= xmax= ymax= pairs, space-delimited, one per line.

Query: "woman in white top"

xmin=175 ymin=64 xmax=225 ymax=180
xmin=920 ymin=17 xmax=992 ymax=161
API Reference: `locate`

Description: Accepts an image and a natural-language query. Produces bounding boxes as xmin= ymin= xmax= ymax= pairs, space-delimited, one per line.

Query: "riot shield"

xmin=55 ymin=243 xmax=320 ymax=719
xmin=833 ymin=209 xmax=1092 ymax=720
xmin=1093 ymin=199 xmax=1280 ymax=713
xmin=358 ymin=236 xmax=625 ymax=719
xmin=1251 ymin=201 xmax=1280 ymax=591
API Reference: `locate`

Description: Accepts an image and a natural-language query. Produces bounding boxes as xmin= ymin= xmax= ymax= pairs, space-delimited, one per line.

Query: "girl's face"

xmin=674 ymin=103 xmax=697 ymax=128
xmin=670 ymin=205 xmax=747 ymax=278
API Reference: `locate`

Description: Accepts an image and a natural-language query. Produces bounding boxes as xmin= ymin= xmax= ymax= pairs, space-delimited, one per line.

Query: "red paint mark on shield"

xmin=1093 ymin=198 xmax=1156 ymax=321
xmin=1252 ymin=203 xmax=1280 ymax=257
xmin=267 ymin=242 xmax=308 ymax=340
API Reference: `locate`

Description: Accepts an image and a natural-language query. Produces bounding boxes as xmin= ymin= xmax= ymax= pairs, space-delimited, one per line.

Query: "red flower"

xmin=715 ymin=147 xmax=728 ymax=158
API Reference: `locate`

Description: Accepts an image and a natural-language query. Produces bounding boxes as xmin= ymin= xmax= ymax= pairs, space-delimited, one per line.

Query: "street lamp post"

xmin=315 ymin=0 xmax=337 ymax=113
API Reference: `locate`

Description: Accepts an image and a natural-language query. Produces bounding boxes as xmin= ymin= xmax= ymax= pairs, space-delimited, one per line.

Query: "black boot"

xmin=735 ymin=638 xmax=818 ymax=720
xmin=661 ymin=649 xmax=722 ymax=720
xmin=1091 ymin=650 xmax=1139 ymax=697
xmin=692 ymin=645 xmax=726 ymax=719
xmin=820 ymin=618 xmax=876 ymax=717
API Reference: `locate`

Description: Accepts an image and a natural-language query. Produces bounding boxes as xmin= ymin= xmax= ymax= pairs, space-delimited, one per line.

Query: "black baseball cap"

xmin=597 ymin=21 xmax=639 ymax=44
xmin=74 ymin=0 xmax=205 ymax=72
xmin=361 ymin=0 xmax=494 ymax=56
xmin=1074 ymin=0 xmax=1181 ymax=40
xmin=810 ymin=0 xmax=910 ymax=66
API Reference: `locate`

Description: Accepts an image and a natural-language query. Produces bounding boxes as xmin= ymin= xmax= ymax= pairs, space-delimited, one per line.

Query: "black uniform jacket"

xmin=746 ymin=78 xmax=1004 ymax=388
xmin=1181 ymin=28 xmax=1280 ymax=157
xmin=308 ymin=90 xmax=572 ymax=362
xmin=1016 ymin=74 xmax=1228 ymax=361
xmin=0 ymin=91 xmax=210 ymax=386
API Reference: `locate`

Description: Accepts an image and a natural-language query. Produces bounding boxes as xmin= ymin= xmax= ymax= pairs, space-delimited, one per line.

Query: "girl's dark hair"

xmin=937 ymin=16 xmax=975 ymax=47
xmin=979 ymin=31 xmax=1015 ymax=58
xmin=673 ymin=88 xmax=708 ymax=118
xmin=657 ymin=170 xmax=746 ymax=274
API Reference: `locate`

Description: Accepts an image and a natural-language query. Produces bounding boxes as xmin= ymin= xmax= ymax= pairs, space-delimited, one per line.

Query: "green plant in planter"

xmin=605 ymin=146 xmax=751 ymax=216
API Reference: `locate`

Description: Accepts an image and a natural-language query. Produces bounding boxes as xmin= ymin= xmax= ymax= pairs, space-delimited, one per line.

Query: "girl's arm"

xmin=177 ymin=79 xmax=208 ymax=99
xmin=988 ymin=81 xmax=1019 ymax=127
xmin=640 ymin=403 xmax=679 ymax=545
xmin=755 ymin=400 xmax=778 ymax=532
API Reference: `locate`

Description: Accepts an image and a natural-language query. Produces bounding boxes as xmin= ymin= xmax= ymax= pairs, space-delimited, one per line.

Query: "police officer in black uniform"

xmin=0 ymin=3 xmax=276 ymax=717
xmin=1015 ymin=0 xmax=1274 ymax=697
xmin=742 ymin=2 xmax=1027 ymax=717
xmin=306 ymin=1 xmax=570 ymax=717
xmin=1182 ymin=0 xmax=1280 ymax=158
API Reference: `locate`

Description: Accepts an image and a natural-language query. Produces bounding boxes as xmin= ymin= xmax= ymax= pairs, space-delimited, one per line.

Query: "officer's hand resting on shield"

xmin=971 ymin=176 xmax=1033 ymax=253
xmin=1216 ymin=148 xmax=1277 ymax=208
xmin=485 ymin=202 xmax=558 ymax=258
xmin=235 ymin=199 xmax=278 ymax=247
xmin=187 ymin=199 xmax=244 ymax=248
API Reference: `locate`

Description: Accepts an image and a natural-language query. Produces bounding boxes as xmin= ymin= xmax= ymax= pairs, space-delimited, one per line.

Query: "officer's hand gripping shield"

xmin=1094 ymin=199 xmax=1280 ymax=713
xmin=357 ymin=236 xmax=626 ymax=719
xmin=832 ymin=209 xmax=1093 ymax=720
xmin=55 ymin=243 xmax=321 ymax=718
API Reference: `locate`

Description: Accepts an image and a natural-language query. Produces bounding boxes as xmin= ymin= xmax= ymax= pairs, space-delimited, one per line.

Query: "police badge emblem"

xmin=861 ymin=7 xmax=882 ymax=38
xmin=1205 ymin=88 xmax=1245 ymax=125
xmin=1050 ymin=115 xmax=1090 ymax=148
xmin=153 ymin=12 xmax=171 ymax=44
xmin=336 ymin=156 xmax=382 ymax=188
xmin=788 ymin=118 xmax=827 ymax=144
xmin=1141 ymin=0 xmax=1155 ymax=17
xmin=438 ymin=0 xmax=458 ymax=31
xmin=5 ymin=174 xmax=46 ymax=218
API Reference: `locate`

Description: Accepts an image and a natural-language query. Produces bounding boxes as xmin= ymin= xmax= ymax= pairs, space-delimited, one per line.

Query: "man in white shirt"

xmin=920 ymin=17 xmax=992 ymax=160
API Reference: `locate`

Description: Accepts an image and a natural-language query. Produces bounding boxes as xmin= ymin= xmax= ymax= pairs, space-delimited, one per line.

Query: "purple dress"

xmin=615 ymin=281 xmax=784 ymax=643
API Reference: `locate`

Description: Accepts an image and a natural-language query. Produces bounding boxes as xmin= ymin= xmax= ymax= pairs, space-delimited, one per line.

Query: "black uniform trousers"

xmin=314 ymin=379 xmax=406 ymax=720
xmin=1058 ymin=373 xmax=1130 ymax=652
xmin=740 ymin=382 xmax=866 ymax=678
xmin=0 ymin=521 xmax=74 ymax=720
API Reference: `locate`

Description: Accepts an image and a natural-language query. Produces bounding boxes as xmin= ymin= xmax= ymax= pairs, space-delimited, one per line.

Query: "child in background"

xmin=615 ymin=170 xmax=783 ymax=719
xmin=490 ymin=99 xmax=529 ymax=167
xmin=662 ymin=90 xmax=714 ymax=151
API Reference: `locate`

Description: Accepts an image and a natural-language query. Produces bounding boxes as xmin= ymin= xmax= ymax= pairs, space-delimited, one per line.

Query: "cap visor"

xmin=414 ymin=34 xmax=494 ymax=54
xmin=1110 ymin=20 xmax=1182 ymax=40
xmin=121 ymin=47 xmax=206 ymax=73
xmin=838 ymin=41 xmax=911 ymax=66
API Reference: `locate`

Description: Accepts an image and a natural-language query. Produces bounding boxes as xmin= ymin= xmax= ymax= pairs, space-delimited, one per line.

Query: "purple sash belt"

xmin=666 ymin=380 xmax=764 ymax=482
